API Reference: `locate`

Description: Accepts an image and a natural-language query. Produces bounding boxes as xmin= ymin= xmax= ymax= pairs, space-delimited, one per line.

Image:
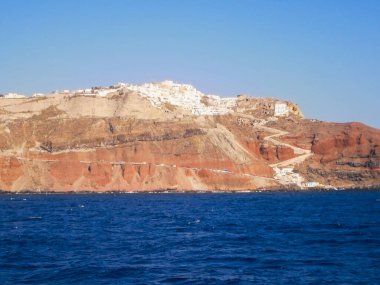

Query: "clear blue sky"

xmin=0 ymin=0 xmax=379 ymax=128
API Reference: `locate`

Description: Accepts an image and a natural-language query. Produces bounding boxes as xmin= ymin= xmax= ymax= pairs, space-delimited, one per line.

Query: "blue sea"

xmin=1 ymin=190 xmax=380 ymax=284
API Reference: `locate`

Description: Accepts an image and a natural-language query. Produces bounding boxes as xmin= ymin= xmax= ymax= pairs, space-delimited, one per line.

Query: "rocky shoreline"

xmin=1 ymin=184 xmax=380 ymax=194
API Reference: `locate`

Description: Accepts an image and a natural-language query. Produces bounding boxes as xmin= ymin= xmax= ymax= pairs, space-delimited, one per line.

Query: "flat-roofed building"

xmin=274 ymin=102 xmax=288 ymax=116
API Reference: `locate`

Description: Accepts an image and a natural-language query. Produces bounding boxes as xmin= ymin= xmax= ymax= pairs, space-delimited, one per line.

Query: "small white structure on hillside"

xmin=4 ymin=93 xmax=26 ymax=99
xmin=274 ymin=102 xmax=289 ymax=116
xmin=114 ymin=82 xmax=128 ymax=88
xmin=273 ymin=167 xmax=304 ymax=186
xmin=305 ymin=182 xmax=319 ymax=188
xmin=32 ymin=93 xmax=45 ymax=97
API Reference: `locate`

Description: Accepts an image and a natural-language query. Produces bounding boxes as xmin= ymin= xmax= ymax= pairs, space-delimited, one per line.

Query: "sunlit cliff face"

xmin=0 ymin=81 xmax=378 ymax=192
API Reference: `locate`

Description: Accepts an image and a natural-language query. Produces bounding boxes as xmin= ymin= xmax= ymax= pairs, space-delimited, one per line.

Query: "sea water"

xmin=1 ymin=190 xmax=379 ymax=284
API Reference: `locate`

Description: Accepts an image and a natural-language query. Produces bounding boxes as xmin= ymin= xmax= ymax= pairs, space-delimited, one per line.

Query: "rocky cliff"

xmin=0 ymin=81 xmax=379 ymax=192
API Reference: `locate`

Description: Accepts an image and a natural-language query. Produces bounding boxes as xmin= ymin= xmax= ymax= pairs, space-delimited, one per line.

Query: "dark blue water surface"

xmin=1 ymin=190 xmax=380 ymax=284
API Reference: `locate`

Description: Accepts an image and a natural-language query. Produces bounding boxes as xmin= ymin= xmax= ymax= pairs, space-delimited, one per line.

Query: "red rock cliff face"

xmin=278 ymin=120 xmax=380 ymax=188
xmin=0 ymin=115 xmax=277 ymax=191
xmin=0 ymin=89 xmax=379 ymax=192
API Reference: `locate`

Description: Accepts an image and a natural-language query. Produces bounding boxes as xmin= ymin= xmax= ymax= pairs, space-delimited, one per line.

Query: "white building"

xmin=305 ymin=182 xmax=319 ymax=188
xmin=32 ymin=93 xmax=45 ymax=97
xmin=273 ymin=167 xmax=304 ymax=186
xmin=114 ymin=82 xmax=128 ymax=88
xmin=4 ymin=93 xmax=26 ymax=99
xmin=274 ymin=102 xmax=289 ymax=116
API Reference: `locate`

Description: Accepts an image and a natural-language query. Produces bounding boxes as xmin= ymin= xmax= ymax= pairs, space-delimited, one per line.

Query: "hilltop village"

xmin=0 ymin=80 xmax=298 ymax=118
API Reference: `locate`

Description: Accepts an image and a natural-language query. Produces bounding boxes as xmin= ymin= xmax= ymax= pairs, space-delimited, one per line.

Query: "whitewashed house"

xmin=305 ymin=182 xmax=319 ymax=188
xmin=32 ymin=93 xmax=45 ymax=97
xmin=274 ymin=102 xmax=289 ymax=116
xmin=4 ymin=93 xmax=26 ymax=98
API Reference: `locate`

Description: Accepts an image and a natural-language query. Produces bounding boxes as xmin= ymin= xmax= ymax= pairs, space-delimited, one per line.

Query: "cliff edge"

xmin=0 ymin=81 xmax=379 ymax=192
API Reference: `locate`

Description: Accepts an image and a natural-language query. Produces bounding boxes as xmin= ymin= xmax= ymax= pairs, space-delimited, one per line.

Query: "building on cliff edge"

xmin=274 ymin=102 xmax=289 ymax=116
